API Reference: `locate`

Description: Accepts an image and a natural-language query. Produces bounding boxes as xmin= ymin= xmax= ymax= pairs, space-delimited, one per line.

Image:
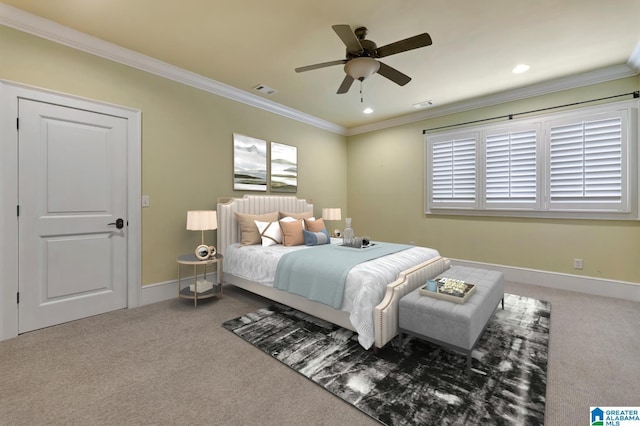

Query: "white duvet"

xmin=223 ymin=239 xmax=440 ymax=348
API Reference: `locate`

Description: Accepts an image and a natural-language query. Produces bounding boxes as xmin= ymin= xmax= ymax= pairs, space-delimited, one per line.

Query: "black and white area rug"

xmin=222 ymin=294 xmax=550 ymax=425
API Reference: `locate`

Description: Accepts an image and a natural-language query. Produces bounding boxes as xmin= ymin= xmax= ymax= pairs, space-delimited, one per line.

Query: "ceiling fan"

xmin=295 ymin=25 xmax=433 ymax=94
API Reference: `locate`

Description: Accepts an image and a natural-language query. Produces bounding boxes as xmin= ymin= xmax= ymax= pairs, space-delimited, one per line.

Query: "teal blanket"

xmin=273 ymin=242 xmax=412 ymax=309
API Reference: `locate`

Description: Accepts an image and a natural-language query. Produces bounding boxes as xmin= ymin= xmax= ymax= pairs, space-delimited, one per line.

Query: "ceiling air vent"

xmin=413 ymin=100 xmax=435 ymax=109
xmin=253 ymin=84 xmax=277 ymax=95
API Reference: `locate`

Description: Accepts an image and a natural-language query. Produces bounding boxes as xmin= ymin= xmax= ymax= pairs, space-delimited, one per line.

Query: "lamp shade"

xmin=344 ymin=57 xmax=380 ymax=81
xmin=186 ymin=210 xmax=217 ymax=231
xmin=322 ymin=208 xmax=342 ymax=221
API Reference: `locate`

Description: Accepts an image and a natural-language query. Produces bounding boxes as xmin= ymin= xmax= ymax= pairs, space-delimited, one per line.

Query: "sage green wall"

xmin=2 ymin=24 xmax=638 ymax=285
xmin=0 ymin=26 xmax=347 ymax=285
xmin=347 ymin=77 xmax=640 ymax=283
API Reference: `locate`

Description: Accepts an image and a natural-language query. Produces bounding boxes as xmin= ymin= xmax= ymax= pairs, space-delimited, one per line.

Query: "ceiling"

xmin=2 ymin=0 xmax=640 ymax=131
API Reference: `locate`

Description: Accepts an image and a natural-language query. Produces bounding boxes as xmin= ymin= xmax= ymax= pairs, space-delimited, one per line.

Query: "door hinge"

xmin=17 ymin=205 xmax=19 ymax=217
xmin=16 ymin=117 xmax=19 ymax=130
xmin=17 ymin=292 xmax=20 ymax=304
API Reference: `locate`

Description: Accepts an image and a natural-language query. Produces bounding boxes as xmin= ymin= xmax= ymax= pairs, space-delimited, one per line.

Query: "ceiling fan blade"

xmin=332 ymin=24 xmax=363 ymax=53
xmin=377 ymin=61 xmax=412 ymax=86
xmin=337 ymin=75 xmax=355 ymax=94
xmin=376 ymin=33 xmax=432 ymax=57
xmin=295 ymin=59 xmax=346 ymax=73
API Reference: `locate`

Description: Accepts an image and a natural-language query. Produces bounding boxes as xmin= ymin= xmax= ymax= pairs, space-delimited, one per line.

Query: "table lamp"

xmin=186 ymin=210 xmax=217 ymax=260
xmin=322 ymin=207 xmax=342 ymax=237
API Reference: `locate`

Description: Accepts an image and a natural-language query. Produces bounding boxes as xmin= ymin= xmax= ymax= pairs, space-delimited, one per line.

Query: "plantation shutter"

xmin=549 ymin=116 xmax=623 ymax=204
xmin=431 ymin=136 xmax=476 ymax=205
xmin=486 ymin=129 xmax=537 ymax=205
xmin=425 ymin=102 xmax=634 ymax=219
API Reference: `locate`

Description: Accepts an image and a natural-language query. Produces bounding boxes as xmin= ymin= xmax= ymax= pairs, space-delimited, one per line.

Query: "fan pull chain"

xmin=360 ymin=80 xmax=364 ymax=103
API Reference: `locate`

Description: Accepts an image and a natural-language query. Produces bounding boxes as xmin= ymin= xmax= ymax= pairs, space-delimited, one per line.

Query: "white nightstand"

xmin=176 ymin=253 xmax=223 ymax=307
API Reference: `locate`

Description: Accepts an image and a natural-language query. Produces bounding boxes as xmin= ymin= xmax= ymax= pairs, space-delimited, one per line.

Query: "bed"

xmin=217 ymin=195 xmax=450 ymax=349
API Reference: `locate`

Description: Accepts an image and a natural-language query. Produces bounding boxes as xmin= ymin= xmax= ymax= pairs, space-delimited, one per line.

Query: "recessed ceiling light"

xmin=413 ymin=100 xmax=435 ymax=109
xmin=363 ymin=107 xmax=374 ymax=114
xmin=512 ymin=64 xmax=530 ymax=74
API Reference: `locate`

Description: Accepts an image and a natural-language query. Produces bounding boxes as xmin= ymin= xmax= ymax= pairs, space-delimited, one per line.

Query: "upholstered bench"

xmin=398 ymin=266 xmax=504 ymax=377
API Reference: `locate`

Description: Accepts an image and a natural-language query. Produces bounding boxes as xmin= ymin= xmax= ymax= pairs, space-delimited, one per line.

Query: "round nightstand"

xmin=176 ymin=253 xmax=223 ymax=307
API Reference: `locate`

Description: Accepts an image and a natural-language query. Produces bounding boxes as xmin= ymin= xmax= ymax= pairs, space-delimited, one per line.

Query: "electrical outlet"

xmin=141 ymin=195 xmax=150 ymax=208
xmin=573 ymin=258 xmax=583 ymax=270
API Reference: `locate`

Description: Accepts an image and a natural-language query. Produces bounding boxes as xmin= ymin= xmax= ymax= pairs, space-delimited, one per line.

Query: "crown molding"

xmin=347 ymin=63 xmax=639 ymax=136
xmin=2 ymin=3 xmax=637 ymax=138
xmin=628 ymin=40 xmax=640 ymax=72
xmin=0 ymin=3 xmax=347 ymax=136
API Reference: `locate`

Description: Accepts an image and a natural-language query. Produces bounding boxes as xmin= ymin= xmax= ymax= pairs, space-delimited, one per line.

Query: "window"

xmin=430 ymin=133 xmax=477 ymax=208
xmin=485 ymin=125 xmax=539 ymax=209
xmin=548 ymin=113 xmax=625 ymax=211
xmin=425 ymin=100 xmax=638 ymax=220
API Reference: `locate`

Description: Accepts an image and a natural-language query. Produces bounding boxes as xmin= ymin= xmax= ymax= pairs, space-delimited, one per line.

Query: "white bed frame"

xmin=217 ymin=195 xmax=450 ymax=349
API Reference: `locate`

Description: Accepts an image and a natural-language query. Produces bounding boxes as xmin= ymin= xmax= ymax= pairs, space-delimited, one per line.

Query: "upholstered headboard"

xmin=216 ymin=195 xmax=314 ymax=255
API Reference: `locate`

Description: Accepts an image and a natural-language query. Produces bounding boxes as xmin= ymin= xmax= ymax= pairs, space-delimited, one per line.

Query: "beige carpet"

xmin=0 ymin=281 xmax=638 ymax=425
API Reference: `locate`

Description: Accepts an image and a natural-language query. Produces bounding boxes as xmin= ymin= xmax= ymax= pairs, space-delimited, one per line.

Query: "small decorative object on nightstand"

xmin=322 ymin=207 xmax=342 ymax=237
xmin=186 ymin=210 xmax=217 ymax=260
xmin=176 ymin=253 xmax=223 ymax=307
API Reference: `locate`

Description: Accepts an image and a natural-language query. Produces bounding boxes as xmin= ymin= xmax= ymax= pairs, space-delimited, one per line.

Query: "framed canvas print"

xmin=270 ymin=142 xmax=297 ymax=193
xmin=233 ymin=133 xmax=267 ymax=191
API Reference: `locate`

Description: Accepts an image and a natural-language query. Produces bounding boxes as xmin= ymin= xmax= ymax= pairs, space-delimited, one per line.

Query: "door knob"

xmin=108 ymin=218 xmax=124 ymax=229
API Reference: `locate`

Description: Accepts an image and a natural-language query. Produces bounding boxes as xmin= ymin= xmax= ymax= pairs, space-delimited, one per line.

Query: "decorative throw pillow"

xmin=304 ymin=218 xmax=325 ymax=233
xmin=279 ymin=211 xmax=313 ymax=221
xmin=303 ymin=229 xmax=330 ymax=246
xmin=234 ymin=211 xmax=279 ymax=245
xmin=254 ymin=220 xmax=282 ymax=247
xmin=279 ymin=219 xmax=305 ymax=246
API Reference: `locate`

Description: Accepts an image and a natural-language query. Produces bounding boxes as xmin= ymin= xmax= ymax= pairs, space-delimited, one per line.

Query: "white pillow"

xmin=254 ymin=220 xmax=282 ymax=247
xmin=280 ymin=216 xmax=298 ymax=223
xmin=282 ymin=216 xmax=314 ymax=230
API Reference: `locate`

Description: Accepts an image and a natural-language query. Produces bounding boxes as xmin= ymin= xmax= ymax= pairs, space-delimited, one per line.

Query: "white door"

xmin=18 ymin=99 xmax=128 ymax=333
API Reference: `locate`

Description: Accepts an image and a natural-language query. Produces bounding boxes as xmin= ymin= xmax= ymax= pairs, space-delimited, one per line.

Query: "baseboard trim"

xmin=141 ymin=279 xmax=179 ymax=306
xmin=142 ymin=262 xmax=640 ymax=306
xmin=141 ymin=274 xmax=224 ymax=305
xmin=450 ymin=259 xmax=640 ymax=302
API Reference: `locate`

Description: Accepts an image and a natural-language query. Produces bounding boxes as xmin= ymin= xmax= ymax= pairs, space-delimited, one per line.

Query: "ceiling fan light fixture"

xmin=344 ymin=57 xmax=380 ymax=81
xmin=296 ymin=25 xmax=432 ymax=95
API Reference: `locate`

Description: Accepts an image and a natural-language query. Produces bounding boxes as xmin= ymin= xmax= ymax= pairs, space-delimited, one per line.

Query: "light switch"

xmin=141 ymin=195 xmax=150 ymax=207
